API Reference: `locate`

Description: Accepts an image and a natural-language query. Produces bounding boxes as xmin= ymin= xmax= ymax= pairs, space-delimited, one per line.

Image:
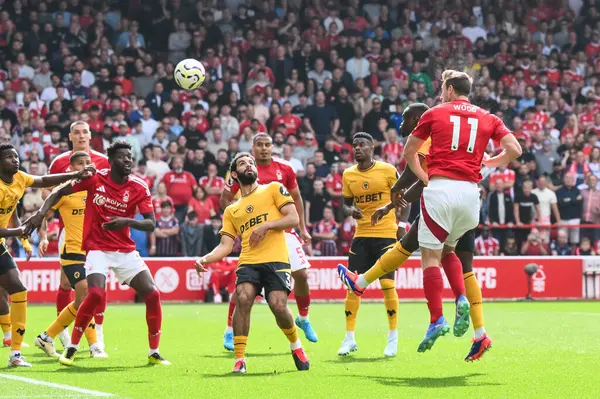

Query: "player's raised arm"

xmin=403 ymin=134 xmax=428 ymax=185
xmin=195 ymin=208 xmax=237 ymax=272
xmin=30 ymin=165 xmax=96 ymax=188
xmin=103 ymin=212 xmax=157 ymax=233
xmin=24 ymin=183 xmax=75 ymax=234
xmin=482 ymin=119 xmax=523 ymax=168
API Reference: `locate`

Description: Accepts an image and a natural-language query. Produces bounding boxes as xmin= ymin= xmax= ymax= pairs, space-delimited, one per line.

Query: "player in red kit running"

xmin=220 ymin=133 xmax=317 ymax=350
xmin=42 ymin=121 xmax=110 ymax=351
xmin=403 ymin=70 xmax=521 ymax=352
xmin=26 ymin=142 xmax=170 ymax=366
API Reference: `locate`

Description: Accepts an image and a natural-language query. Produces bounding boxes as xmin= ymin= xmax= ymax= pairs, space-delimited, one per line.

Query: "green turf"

xmin=1 ymin=302 xmax=599 ymax=399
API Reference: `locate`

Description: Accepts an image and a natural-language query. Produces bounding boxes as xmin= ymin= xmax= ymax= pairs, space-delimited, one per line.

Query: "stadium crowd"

xmin=1 ymin=0 xmax=600 ymax=259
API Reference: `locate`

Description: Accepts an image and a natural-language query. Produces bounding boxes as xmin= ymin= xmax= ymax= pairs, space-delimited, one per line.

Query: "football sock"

xmin=94 ymin=291 xmax=107 ymax=345
xmin=144 ymin=290 xmax=162 ymax=351
xmin=296 ymin=295 xmax=310 ymax=320
xmin=47 ymin=302 xmax=77 ymax=338
xmin=227 ymin=299 xmax=235 ymax=327
xmin=0 ymin=313 xmax=10 ymax=339
xmin=71 ymin=287 xmax=105 ymax=347
xmin=344 ymin=291 xmax=360 ymax=332
xmin=281 ymin=325 xmax=302 ymax=350
xmin=423 ymin=267 xmax=444 ymax=323
xmin=464 ymin=272 xmax=485 ymax=332
xmin=362 ymin=241 xmax=412 ymax=286
xmin=442 ymin=252 xmax=465 ymax=299
xmin=233 ymin=336 xmax=247 ymax=359
xmin=381 ymin=279 xmax=399 ymax=331
xmin=9 ymin=291 xmax=27 ymax=351
xmin=84 ymin=321 xmax=98 ymax=346
xmin=56 ymin=287 xmax=72 ymax=315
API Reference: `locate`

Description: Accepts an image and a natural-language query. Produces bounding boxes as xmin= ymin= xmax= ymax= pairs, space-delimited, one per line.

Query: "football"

xmin=174 ymin=58 xmax=206 ymax=90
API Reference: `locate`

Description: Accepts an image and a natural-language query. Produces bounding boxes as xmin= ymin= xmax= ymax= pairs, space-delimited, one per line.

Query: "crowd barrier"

xmin=14 ymin=256 xmax=599 ymax=303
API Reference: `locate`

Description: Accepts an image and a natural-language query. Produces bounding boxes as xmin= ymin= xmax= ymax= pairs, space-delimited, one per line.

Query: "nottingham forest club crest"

xmin=123 ymin=190 xmax=130 ymax=203
xmin=362 ymin=182 xmax=369 ymax=190
xmin=276 ymin=169 xmax=283 ymax=181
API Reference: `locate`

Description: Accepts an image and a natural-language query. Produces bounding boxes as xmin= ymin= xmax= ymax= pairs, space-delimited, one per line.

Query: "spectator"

xmin=147 ymin=145 xmax=171 ymax=184
xmin=161 ymin=156 xmax=197 ymax=223
xmin=574 ymin=237 xmax=596 ymax=256
xmin=580 ymin=174 xmax=600 ymax=243
xmin=521 ymin=229 xmax=550 ymax=256
xmin=532 ymin=175 xmax=561 ymax=243
xmin=513 ymin=180 xmax=541 ymax=246
xmin=488 ymin=179 xmax=515 ymax=246
xmin=152 ymin=182 xmax=175 ymax=219
xmin=150 ymin=201 xmax=180 ymax=257
xmin=312 ymin=205 xmax=338 ymax=256
xmin=19 ymin=129 xmax=44 ymax=162
xmin=534 ymin=140 xmax=560 ymax=176
xmin=305 ymin=179 xmax=331 ymax=226
xmin=131 ymin=213 xmax=150 ymax=257
xmin=474 ymin=227 xmax=500 ymax=256
xmin=305 ymin=91 xmax=339 ymax=146
xmin=203 ymin=215 xmax=223 ymax=254
xmin=180 ymin=211 xmax=204 ymax=257
xmin=551 ymin=230 xmax=573 ymax=256
xmin=198 ymin=163 xmax=225 ymax=210
xmin=556 ymin=173 xmax=583 ymax=246
xmin=502 ymin=232 xmax=520 ymax=256
xmin=188 ymin=186 xmax=216 ymax=225
xmin=313 ymin=150 xmax=331 ymax=178
xmin=293 ymin=132 xmax=317 ymax=167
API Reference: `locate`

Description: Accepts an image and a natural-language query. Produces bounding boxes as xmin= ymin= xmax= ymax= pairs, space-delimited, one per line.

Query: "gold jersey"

xmin=342 ymin=161 xmax=399 ymax=239
xmin=52 ymin=190 xmax=87 ymax=264
xmin=0 ymin=171 xmax=34 ymax=243
xmin=220 ymin=182 xmax=294 ymax=265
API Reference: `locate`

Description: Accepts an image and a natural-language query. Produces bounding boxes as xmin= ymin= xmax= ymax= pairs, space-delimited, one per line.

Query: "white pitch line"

xmin=0 ymin=374 xmax=114 ymax=397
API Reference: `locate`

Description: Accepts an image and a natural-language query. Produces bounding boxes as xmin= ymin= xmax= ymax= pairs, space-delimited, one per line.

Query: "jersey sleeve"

xmin=51 ymin=196 xmax=65 ymax=211
xmin=219 ymin=208 xmax=237 ymax=239
xmin=490 ymin=114 xmax=511 ymax=142
xmin=19 ymin=172 xmax=35 ymax=188
xmin=386 ymin=165 xmax=400 ymax=188
xmin=342 ymin=171 xmax=353 ymax=199
xmin=272 ymin=183 xmax=295 ymax=211
xmin=283 ymin=164 xmax=298 ymax=190
xmin=411 ymin=109 xmax=434 ymax=140
xmin=70 ymin=174 xmax=96 ymax=193
xmin=137 ymin=184 xmax=155 ymax=214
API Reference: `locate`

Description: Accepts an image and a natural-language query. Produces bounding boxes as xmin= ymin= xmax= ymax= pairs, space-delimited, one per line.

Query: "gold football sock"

xmin=381 ymin=279 xmax=399 ymax=330
xmin=464 ymin=272 xmax=484 ymax=330
xmin=46 ymin=302 xmax=77 ymax=339
xmin=0 ymin=313 xmax=10 ymax=335
xmin=344 ymin=292 xmax=361 ymax=331
xmin=84 ymin=320 xmax=98 ymax=346
xmin=281 ymin=325 xmax=299 ymax=343
xmin=234 ymin=336 xmax=248 ymax=359
xmin=9 ymin=291 xmax=27 ymax=351
xmin=364 ymin=241 xmax=412 ymax=284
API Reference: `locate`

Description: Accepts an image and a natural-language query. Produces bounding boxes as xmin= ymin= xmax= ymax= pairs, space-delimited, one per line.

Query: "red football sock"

xmin=94 ymin=290 xmax=107 ymax=325
xmin=227 ymin=298 xmax=235 ymax=328
xmin=423 ymin=266 xmax=444 ymax=323
xmin=71 ymin=287 xmax=105 ymax=346
xmin=56 ymin=287 xmax=72 ymax=315
xmin=441 ymin=252 xmax=465 ymax=300
xmin=296 ymin=295 xmax=310 ymax=317
xmin=145 ymin=290 xmax=162 ymax=350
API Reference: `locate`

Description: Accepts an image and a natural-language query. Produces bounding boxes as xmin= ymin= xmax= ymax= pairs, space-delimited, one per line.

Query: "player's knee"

xmin=291 ymin=269 xmax=307 ymax=281
xmin=268 ymin=297 xmax=288 ymax=315
xmin=144 ymin=289 xmax=161 ymax=304
xmin=235 ymin=290 xmax=254 ymax=308
xmin=87 ymin=286 xmax=105 ymax=302
xmin=60 ymin=281 xmax=71 ymax=290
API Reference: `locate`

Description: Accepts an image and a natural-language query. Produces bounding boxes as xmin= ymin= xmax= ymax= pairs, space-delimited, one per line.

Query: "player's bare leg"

xmin=36 ymin=276 xmax=105 ymax=359
xmin=417 ymin=246 xmax=451 ymax=353
xmin=231 ymin=282 xmax=257 ymax=373
xmin=457 ymin=250 xmax=492 ymax=361
xmin=292 ymin=268 xmax=318 ymax=343
xmin=223 ymin=290 xmax=236 ymax=351
xmin=128 ymin=271 xmax=170 ymax=366
xmin=56 ymin=268 xmax=73 ymax=349
xmin=0 ymin=269 xmax=31 ymax=367
xmin=0 ymin=287 xmax=11 ymax=347
xmin=267 ymin=290 xmax=309 ymax=371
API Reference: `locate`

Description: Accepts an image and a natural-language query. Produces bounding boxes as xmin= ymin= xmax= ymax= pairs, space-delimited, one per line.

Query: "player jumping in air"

xmin=44 ymin=121 xmax=110 ymax=350
xmin=26 ymin=142 xmax=170 ymax=366
xmin=34 ymin=152 xmax=108 ymax=359
xmin=220 ymin=133 xmax=316 ymax=351
xmin=196 ymin=152 xmax=310 ymax=374
xmin=0 ymin=143 xmax=95 ymax=367
xmin=337 ymin=132 xmax=401 ymax=357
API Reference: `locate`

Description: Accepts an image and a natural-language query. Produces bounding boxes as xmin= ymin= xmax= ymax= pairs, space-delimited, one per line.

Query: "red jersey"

xmin=161 ymin=171 xmax=197 ymax=206
xmin=70 ymin=169 xmax=154 ymax=253
xmin=382 ymin=142 xmax=403 ymax=165
xmin=522 ymin=121 xmax=541 ymax=136
xmin=198 ymin=175 xmax=226 ymax=210
xmin=225 ymin=157 xmax=298 ymax=195
xmin=474 ymin=236 xmax=500 ymax=256
xmin=412 ymin=100 xmax=511 ymax=183
xmin=272 ymin=115 xmax=302 ymax=136
xmin=325 ymin=172 xmax=343 ymax=207
xmin=152 ymin=195 xmax=175 ymax=217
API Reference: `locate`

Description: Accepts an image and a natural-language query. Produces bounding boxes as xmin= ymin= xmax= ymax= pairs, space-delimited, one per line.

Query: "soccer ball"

xmin=174 ymin=59 xmax=206 ymax=90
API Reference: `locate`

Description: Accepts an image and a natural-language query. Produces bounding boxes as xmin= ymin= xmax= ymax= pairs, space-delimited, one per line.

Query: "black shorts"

xmin=62 ymin=263 xmax=86 ymax=288
xmin=236 ymin=262 xmax=292 ymax=298
xmin=349 ymin=237 xmax=397 ymax=274
xmin=0 ymin=244 xmax=17 ymax=276
xmin=455 ymin=229 xmax=476 ymax=254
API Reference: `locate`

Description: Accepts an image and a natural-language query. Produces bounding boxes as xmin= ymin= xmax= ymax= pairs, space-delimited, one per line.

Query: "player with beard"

xmin=26 ymin=142 xmax=170 ymax=366
xmin=220 ymin=133 xmax=317 ymax=352
xmin=338 ymin=103 xmax=497 ymax=361
xmin=196 ymin=152 xmax=310 ymax=374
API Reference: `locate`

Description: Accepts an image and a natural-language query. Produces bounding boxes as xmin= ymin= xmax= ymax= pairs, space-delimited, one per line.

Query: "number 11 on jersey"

xmin=450 ymin=115 xmax=478 ymax=153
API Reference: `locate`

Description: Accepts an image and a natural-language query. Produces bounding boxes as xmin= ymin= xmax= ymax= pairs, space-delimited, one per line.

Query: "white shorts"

xmin=418 ymin=178 xmax=480 ymax=250
xmin=58 ymin=229 xmax=66 ymax=255
xmin=285 ymin=231 xmax=310 ymax=272
xmin=85 ymin=250 xmax=149 ymax=285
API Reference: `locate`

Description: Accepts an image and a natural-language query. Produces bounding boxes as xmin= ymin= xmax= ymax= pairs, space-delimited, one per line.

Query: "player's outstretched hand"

xmin=76 ymin=165 xmax=97 ymax=180
xmin=391 ymin=189 xmax=408 ymax=209
xmin=22 ymin=239 xmax=33 ymax=261
xmin=300 ymin=228 xmax=312 ymax=244
xmin=482 ymin=152 xmax=491 ymax=166
xmin=38 ymin=238 xmax=49 ymax=257
xmin=102 ymin=216 xmax=130 ymax=230
xmin=23 ymin=211 xmax=44 ymax=236
xmin=249 ymin=224 xmax=270 ymax=247
xmin=350 ymin=207 xmax=363 ymax=220
xmin=371 ymin=205 xmax=391 ymax=226
xmin=194 ymin=257 xmax=208 ymax=274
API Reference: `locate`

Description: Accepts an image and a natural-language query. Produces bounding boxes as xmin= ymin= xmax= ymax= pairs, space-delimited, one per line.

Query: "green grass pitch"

xmin=1 ymin=302 xmax=599 ymax=399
